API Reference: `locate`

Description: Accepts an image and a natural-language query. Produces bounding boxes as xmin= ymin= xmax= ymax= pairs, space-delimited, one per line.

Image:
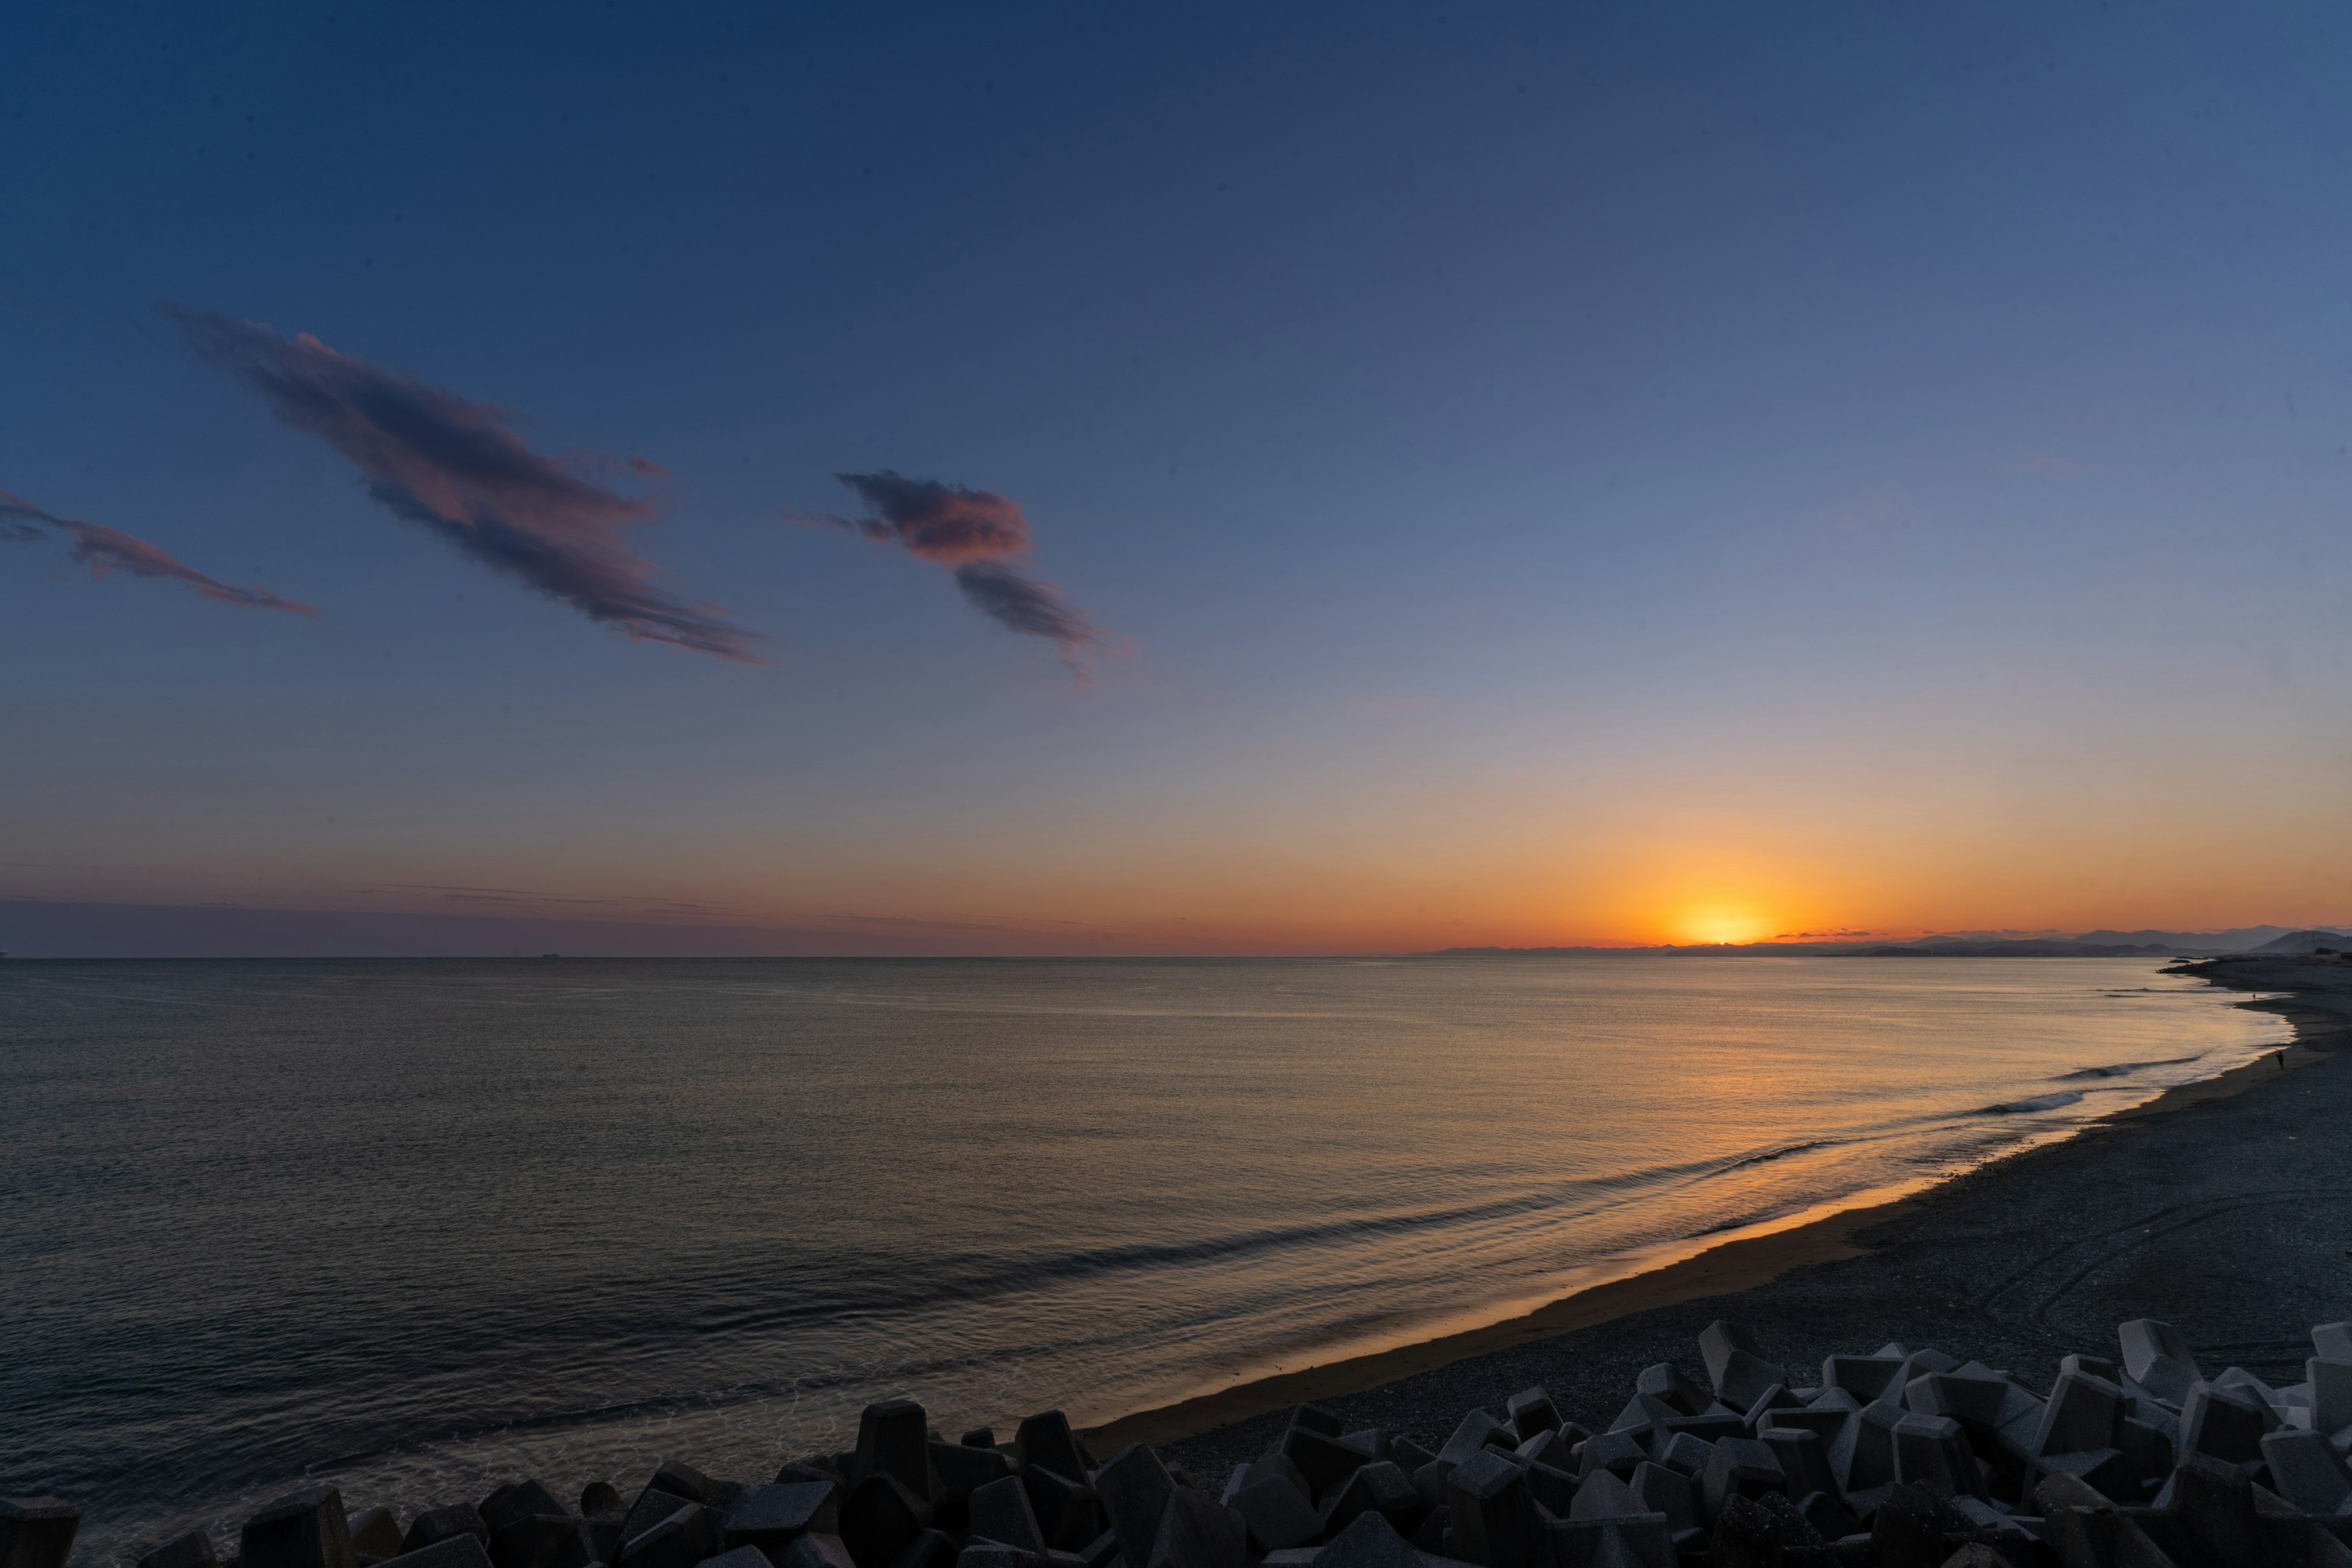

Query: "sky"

xmin=4 ymin=1 xmax=2350 ymax=956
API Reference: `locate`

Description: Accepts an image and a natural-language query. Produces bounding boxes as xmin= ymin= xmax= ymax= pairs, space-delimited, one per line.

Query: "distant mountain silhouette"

xmin=1427 ymin=924 xmax=2352 ymax=958
xmin=2249 ymin=928 xmax=2352 ymax=954
xmin=1865 ymin=938 xmax=2176 ymax=957
xmin=2068 ymin=925 xmax=2301 ymax=950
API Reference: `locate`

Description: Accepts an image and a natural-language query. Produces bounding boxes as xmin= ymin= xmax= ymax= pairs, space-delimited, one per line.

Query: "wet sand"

xmin=1101 ymin=956 xmax=2352 ymax=1478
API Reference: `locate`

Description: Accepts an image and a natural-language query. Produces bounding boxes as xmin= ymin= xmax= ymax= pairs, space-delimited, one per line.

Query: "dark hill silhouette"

xmin=2251 ymin=928 xmax=2352 ymax=955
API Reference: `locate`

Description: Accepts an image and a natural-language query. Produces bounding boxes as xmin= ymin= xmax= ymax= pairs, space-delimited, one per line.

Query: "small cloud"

xmin=952 ymin=561 xmax=1097 ymax=649
xmin=167 ymin=308 xmax=760 ymax=662
xmin=796 ymin=470 xmax=1108 ymax=674
xmin=825 ymin=471 xmax=1033 ymax=565
xmin=1 ymin=489 xmax=315 ymax=614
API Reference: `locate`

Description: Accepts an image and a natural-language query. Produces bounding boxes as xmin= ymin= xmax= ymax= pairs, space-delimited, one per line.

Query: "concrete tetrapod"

xmin=62 ymin=1317 xmax=2352 ymax=1568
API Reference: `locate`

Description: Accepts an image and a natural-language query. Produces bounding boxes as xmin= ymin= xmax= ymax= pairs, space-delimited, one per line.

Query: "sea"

xmin=0 ymin=955 xmax=2285 ymax=1561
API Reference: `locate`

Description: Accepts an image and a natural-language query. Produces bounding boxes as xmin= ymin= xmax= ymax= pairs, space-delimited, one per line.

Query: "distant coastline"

xmin=1425 ymin=924 xmax=2352 ymax=960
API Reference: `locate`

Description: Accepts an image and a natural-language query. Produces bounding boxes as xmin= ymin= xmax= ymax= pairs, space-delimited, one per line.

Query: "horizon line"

xmin=1 ymin=894 xmax=2345 ymax=962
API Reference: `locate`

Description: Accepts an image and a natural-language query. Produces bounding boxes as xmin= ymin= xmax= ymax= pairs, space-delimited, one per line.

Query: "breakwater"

xmin=17 ymin=1310 xmax=2351 ymax=1568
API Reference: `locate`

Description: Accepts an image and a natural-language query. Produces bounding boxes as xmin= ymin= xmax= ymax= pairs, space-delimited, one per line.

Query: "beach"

xmin=9 ymin=959 xmax=2342 ymax=1568
xmin=1139 ymin=954 xmax=2352 ymax=1479
xmin=14 ymin=951 xmax=2286 ymax=1564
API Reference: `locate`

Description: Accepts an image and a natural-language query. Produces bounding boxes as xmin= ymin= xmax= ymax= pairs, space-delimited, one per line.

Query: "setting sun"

xmin=1675 ymin=907 xmax=1775 ymax=946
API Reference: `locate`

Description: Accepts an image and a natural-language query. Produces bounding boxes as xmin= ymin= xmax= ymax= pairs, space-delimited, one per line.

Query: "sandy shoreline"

xmin=1082 ymin=1193 xmax=1923 ymax=1453
xmin=1092 ymin=955 xmax=2352 ymax=1468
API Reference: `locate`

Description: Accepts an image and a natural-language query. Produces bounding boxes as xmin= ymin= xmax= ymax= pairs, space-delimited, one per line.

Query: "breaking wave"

xmin=1981 ymin=1090 xmax=2086 ymax=1114
xmin=2052 ymin=1053 xmax=2204 ymax=1082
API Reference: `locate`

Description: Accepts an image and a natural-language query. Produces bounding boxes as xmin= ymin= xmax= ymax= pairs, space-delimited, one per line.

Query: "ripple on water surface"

xmin=0 ymin=955 xmax=2283 ymax=1561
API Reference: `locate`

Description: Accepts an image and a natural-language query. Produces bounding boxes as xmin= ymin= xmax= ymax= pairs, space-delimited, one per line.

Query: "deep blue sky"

xmin=6 ymin=1 xmax=2349 ymax=952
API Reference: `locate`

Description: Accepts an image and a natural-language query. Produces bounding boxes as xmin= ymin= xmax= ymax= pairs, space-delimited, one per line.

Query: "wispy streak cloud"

xmin=798 ymin=470 xmax=1106 ymax=672
xmin=168 ymin=309 xmax=760 ymax=662
xmin=1 ymin=489 xmax=314 ymax=614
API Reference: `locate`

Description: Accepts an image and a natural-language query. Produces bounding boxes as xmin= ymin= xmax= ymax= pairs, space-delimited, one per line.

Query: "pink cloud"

xmin=797 ymin=470 xmax=1107 ymax=671
xmin=1 ymin=489 xmax=315 ymax=614
xmin=168 ymin=309 xmax=760 ymax=663
xmin=827 ymin=471 xmax=1033 ymax=565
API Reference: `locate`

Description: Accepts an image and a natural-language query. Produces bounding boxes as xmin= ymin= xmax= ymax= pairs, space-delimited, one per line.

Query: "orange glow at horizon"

xmin=1668 ymin=906 xmax=1777 ymax=946
xmin=39 ymin=742 xmax=2352 ymax=956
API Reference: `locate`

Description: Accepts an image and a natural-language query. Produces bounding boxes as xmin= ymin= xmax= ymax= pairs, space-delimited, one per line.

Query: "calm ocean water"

xmin=0 ymin=955 xmax=2282 ymax=1561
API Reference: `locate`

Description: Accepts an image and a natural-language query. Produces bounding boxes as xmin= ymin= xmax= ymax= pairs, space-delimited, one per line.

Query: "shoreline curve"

xmin=1083 ymin=960 xmax=2342 ymax=1453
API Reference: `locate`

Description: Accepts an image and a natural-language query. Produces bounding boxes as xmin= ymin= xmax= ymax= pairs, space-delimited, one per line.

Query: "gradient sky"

xmin=5 ymin=1 xmax=2350 ymax=955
